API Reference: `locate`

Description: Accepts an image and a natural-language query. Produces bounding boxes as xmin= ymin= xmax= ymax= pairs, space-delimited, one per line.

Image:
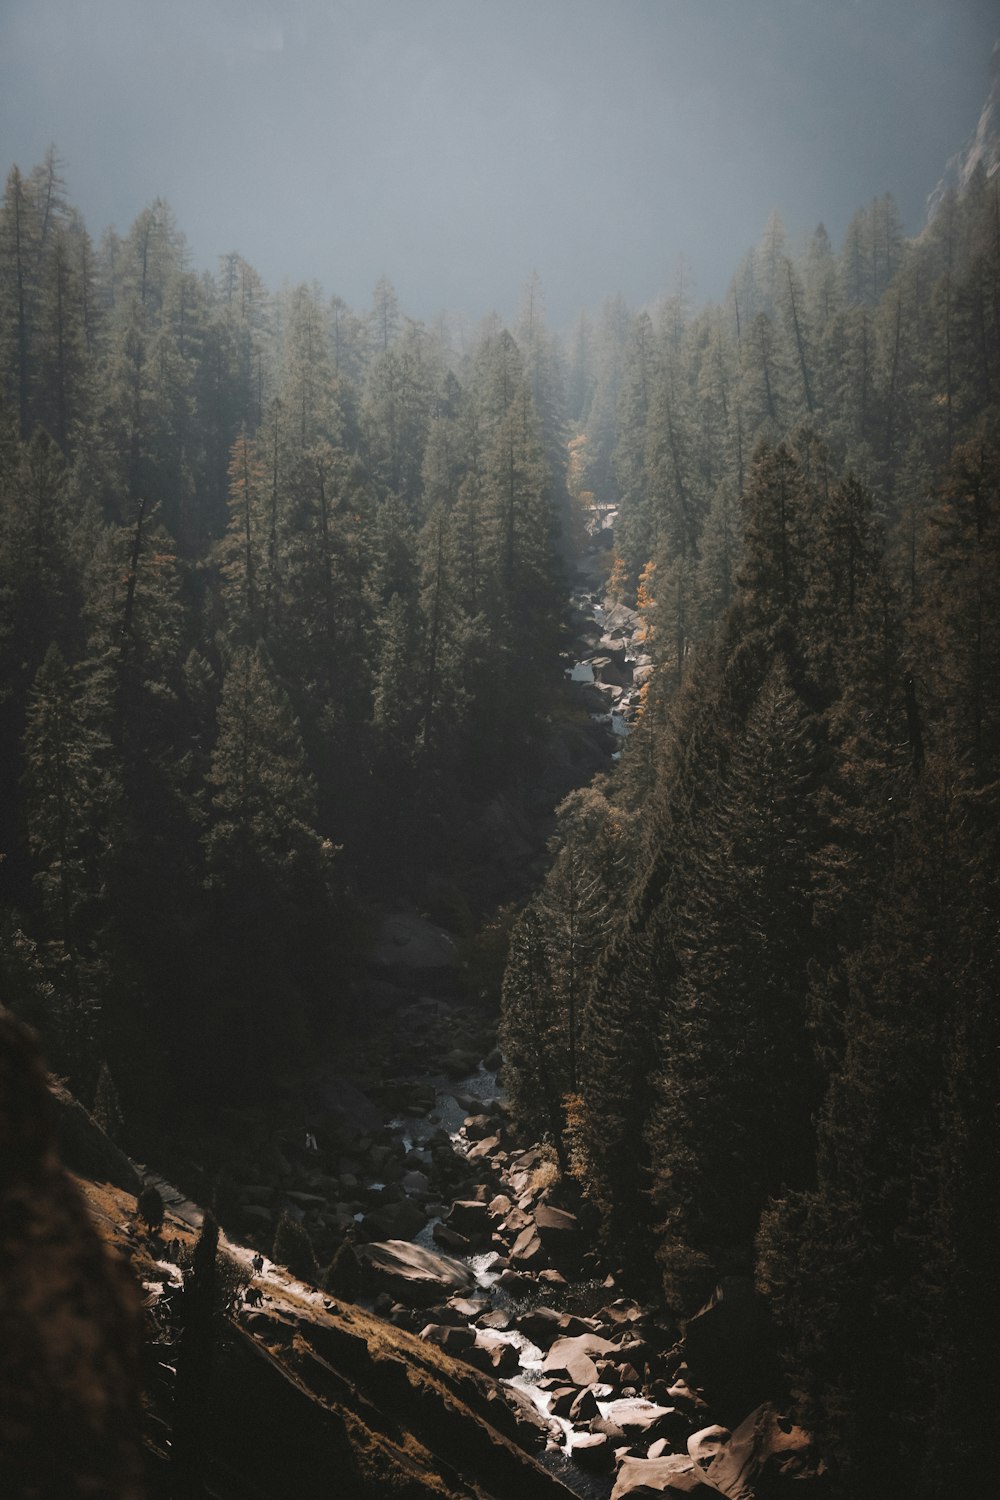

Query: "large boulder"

xmin=600 ymin=1398 xmax=690 ymax=1442
xmin=359 ymin=1240 xmax=475 ymax=1307
xmin=612 ymin=1455 xmax=710 ymax=1498
xmin=543 ymin=1333 xmax=619 ymax=1387
xmin=701 ymin=1406 xmax=823 ymax=1500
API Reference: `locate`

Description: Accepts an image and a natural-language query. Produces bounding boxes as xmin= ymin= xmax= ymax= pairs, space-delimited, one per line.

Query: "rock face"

xmin=0 ymin=1011 xmax=145 ymax=1499
xmin=700 ymin=1406 xmax=821 ymax=1500
xmin=360 ymin=1239 xmax=477 ymax=1306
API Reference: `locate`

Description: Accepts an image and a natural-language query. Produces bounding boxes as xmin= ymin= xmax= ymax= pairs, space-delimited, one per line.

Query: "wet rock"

xmin=548 ymin=1386 xmax=578 ymax=1417
xmin=477 ymin=1308 xmax=512 ymax=1332
xmin=432 ymin=1223 xmax=472 ymax=1254
xmin=360 ymin=1240 xmax=476 ymax=1307
xmin=516 ymin=1306 xmax=565 ymax=1347
xmin=572 ymin=1431 xmax=614 ymax=1469
xmin=446 ymin=1296 xmax=484 ymax=1320
xmin=465 ymin=1333 xmax=519 ymax=1377
xmin=463 ymin=1115 xmax=496 ymax=1141
xmin=497 ymin=1269 xmax=534 ymax=1297
xmin=569 ymin=1387 xmax=601 ymax=1421
xmin=500 ymin=1383 xmax=556 ymax=1449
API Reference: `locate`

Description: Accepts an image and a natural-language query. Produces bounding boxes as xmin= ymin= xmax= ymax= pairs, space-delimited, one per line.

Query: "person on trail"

xmin=251 ymin=1252 xmax=264 ymax=1275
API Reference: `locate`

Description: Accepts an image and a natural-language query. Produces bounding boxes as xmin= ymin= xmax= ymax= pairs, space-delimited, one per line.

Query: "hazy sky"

xmin=2 ymin=0 xmax=996 ymax=327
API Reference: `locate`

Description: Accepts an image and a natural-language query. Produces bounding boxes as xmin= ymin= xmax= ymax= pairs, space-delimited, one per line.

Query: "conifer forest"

xmin=1 ymin=8 xmax=998 ymax=1500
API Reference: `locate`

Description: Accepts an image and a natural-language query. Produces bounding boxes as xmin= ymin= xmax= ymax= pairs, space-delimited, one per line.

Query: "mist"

xmin=3 ymin=0 xmax=996 ymax=325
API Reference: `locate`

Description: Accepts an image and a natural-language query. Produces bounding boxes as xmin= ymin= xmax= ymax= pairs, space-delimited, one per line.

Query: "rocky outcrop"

xmin=0 ymin=1011 xmax=144 ymax=1499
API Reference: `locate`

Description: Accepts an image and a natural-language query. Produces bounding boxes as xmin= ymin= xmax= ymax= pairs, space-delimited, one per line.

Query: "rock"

xmin=445 ymin=1199 xmax=490 ymax=1238
xmin=534 ymin=1202 xmax=581 ymax=1242
xmin=549 ymin=1386 xmax=578 ymax=1418
xmin=400 ymin=1170 xmax=430 ymax=1196
xmin=501 ymin=1382 xmax=555 ymax=1448
xmin=466 ymin=1135 xmax=502 ymax=1165
xmin=572 ymin=1431 xmax=614 ymax=1469
xmin=241 ymin=1204 xmax=274 ymax=1224
xmin=543 ymin=1333 xmax=620 ymax=1387
xmin=465 ymin=1333 xmax=519 ymax=1377
xmin=502 ymin=1205 xmax=533 ymax=1237
xmin=497 ymin=1269 xmax=534 ymax=1297
xmin=510 ymin=1224 xmax=547 ymax=1270
xmin=359 ymin=1240 xmax=475 ymax=1307
xmin=602 ymin=1399 xmax=692 ymax=1443
xmin=569 ymin=1387 xmax=601 ymax=1422
xmin=446 ymin=1296 xmax=484 ymax=1320
xmin=366 ymin=1198 xmax=427 ymax=1241
xmin=538 ymin=1268 xmax=569 ymax=1290
xmin=463 ymin=1114 xmax=495 ymax=1141
xmin=419 ymin=1323 xmax=476 ymax=1354
xmin=432 ymin=1223 xmax=472 ymax=1254
xmin=701 ymin=1405 xmax=820 ymax=1500
xmin=611 ymin=1454 xmax=707 ymax=1497
xmin=688 ymin=1426 xmax=731 ymax=1470
xmin=516 ymin=1306 xmax=566 ymax=1347
xmin=477 ymin=1308 xmax=512 ymax=1332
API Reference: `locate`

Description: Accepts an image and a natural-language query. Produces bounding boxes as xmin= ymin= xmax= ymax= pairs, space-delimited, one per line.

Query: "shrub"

xmin=272 ymin=1211 xmax=319 ymax=1283
xmin=324 ymin=1240 xmax=362 ymax=1301
xmin=137 ymin=1183 xmax=165 ymax=1232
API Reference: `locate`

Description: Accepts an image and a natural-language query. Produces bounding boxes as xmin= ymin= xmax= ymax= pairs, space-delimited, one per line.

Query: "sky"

xmin=1 ymin=0 xmax=997 ymax=328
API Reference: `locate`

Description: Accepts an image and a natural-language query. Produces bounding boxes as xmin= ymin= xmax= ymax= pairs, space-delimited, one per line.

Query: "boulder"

xmin=516 ymin=1306 xmax=566 ymax=1347
xmin=497 ymin=1268 xmax=534 ymax=1297
xmin=572 ymin=1431 xmax=614 ymax=1469
xmin=611 ymin=1454 xmax=708 ymax=1497
xmin=477 ymin=1308 xmax=512 ymax=1332
xmin=701 ymin=1406 xmax=821 ymax=1500
xmin=510 ymin=1224 xmax=547 ymax=1270
xmin=359 ymin=1240 xmax=475 ymax=1307
xmin=465 ymin=1333 xmax=519 ymax=1377
xmin=463 ymin=1114 xmax=496 ymax=1141
xmin=601 ymin=1399 xmax=692 ymax=1443
xmin=688 ymin=1426 xmax=731 ymax=1470
xmin=432 ymin=1222 xmax=472 ymax=1254
xmin=543 ymin=1333 xmax=619 ymax=1387
xmin=466 ymin=1135 xmax=503 ymax=1165
xmin=534 ymin=1202 xmax=581 ymax=1243
xmin=445 ymin=1199 xmax=491 ymax=1238
xmin=500 ymin=1382 xmax=556 ymax=1449
xmin=400 ymin=1169 xmax=430 ymax=1196
xmin=418 ymin=1323 xmax=476 ymax=1354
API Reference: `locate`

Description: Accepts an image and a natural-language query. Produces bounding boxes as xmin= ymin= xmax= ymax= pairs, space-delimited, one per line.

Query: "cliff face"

xmin=927 ymin=39 xmax=1000 ymax=216
xmin=0 ymin=1012 xmax=145 ymax=1499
